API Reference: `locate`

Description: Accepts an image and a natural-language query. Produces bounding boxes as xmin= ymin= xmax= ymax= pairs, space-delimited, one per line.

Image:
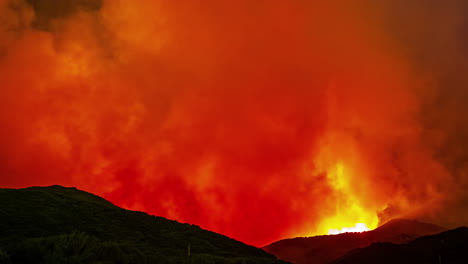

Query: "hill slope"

xmin=333 ymin=227 xmax=468 ymax=264
xmin=263 ymin=219 xmax=446 ymax=264
xmin=0 ymin=185 xmax=288 ymax=264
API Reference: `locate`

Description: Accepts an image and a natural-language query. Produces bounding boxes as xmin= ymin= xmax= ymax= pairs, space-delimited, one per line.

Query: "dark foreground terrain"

xmin=0 ymin=186 xmax=288 ymax=264
xmin=333 ymin=227 xmax=468 ymax=264
xmin=264 ymin=219 xmax=447 ymax=264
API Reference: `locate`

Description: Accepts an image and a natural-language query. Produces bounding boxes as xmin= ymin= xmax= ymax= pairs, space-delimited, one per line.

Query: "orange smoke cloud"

xmin=0 ymin=0 xmax=466 ymax=246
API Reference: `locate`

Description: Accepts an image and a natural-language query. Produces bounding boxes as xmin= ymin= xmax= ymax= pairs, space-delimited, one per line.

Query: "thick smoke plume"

xmin=1 ymin=0 xmax=467 ymax=246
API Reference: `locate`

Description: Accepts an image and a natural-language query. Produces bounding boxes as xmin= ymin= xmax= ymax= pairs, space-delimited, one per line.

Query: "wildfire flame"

xmin=296 ymin=134 xmax=380 ymax=238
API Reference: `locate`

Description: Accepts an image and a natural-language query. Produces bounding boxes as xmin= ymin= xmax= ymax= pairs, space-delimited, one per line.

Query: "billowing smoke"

xmin=0 ymin=0 xmax=467 ymax=246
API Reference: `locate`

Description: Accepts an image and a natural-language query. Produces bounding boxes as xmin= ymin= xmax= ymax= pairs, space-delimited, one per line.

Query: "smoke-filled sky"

xmin=1 ymin=0 xmax=468 ymax=246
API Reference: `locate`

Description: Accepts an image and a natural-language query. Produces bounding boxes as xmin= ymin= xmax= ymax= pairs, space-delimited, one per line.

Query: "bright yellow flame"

xmin=314 ymin=162 xmax=379 ymax=236
xmin=292 ymin=133 xmax=382 ymax=239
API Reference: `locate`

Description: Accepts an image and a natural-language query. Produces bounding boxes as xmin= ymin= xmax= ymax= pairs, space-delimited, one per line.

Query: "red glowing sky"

xmin=1 ymin=0 xmax=468 ymax=246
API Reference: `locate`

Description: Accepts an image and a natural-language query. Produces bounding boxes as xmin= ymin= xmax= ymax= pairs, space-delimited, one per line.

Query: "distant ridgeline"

xmin=264 ymin=219 xmax=468 ymax=264
xmin=332 ymin=227 xmax=468 ymax=264
xmin=0 ymin=186 xmax=288 ymax=264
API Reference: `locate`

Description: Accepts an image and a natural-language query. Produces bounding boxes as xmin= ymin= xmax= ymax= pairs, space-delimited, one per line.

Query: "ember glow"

xmin=1 ymin=0 xmax=468 ymax=246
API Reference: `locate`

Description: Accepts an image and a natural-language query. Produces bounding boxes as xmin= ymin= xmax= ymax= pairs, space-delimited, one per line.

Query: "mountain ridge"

xmin=332 ymin=226 xmax=468 ymax=264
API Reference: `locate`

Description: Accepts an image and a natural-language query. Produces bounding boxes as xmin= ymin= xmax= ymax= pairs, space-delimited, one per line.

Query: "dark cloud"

xmin=26 ymin=0 xmax=102 ymax=30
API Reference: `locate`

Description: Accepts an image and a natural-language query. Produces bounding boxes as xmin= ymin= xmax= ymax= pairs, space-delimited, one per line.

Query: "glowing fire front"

xmin=328 ymin=223 xmax=370 ymax=235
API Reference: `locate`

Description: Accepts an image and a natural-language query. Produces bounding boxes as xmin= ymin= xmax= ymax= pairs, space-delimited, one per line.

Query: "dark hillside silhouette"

xmin=0 ymin=186 xmax=288 ymax=264
xmin=263 ymin=219 xmax=446 ymax=264
xmin=333 ymin=227 xmax=468 ymax=264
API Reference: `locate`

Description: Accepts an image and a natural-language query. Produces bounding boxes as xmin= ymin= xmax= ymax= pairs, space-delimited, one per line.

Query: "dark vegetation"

xmin=0 ymin=186 xmax=288 ymax=264
xmin=263 ymin=219 xmax=446 ymax=264
xmin=333 ymin=227 xmax=468 ymax=264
